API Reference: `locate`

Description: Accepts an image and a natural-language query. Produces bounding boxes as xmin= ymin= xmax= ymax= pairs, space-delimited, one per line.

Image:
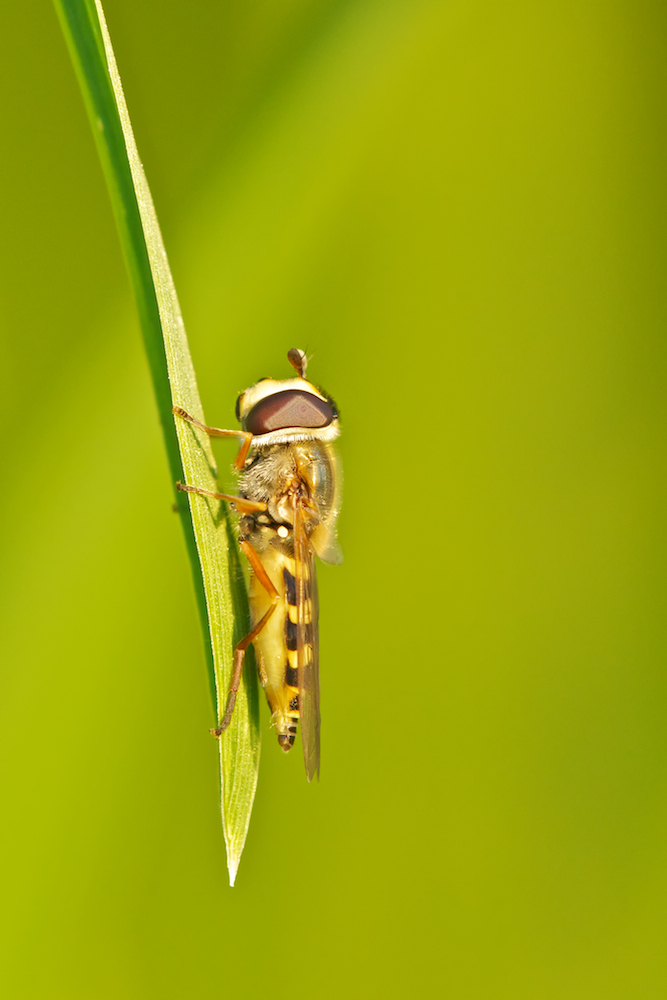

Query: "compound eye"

xmin=245 ymin=390 xmax=334 ymax=435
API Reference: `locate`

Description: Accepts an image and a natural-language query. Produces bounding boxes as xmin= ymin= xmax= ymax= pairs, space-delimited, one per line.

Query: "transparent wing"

xmin=294 ymin=497 xmax=320 ymax=782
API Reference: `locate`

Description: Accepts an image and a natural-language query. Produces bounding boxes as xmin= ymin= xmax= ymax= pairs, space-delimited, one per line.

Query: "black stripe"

xmin=285 ymin=617 xmax=297 ymax=650
xmin=283 ymin=567 xmax=297 ymax=606
xmin=285 ymin=663 xmax=298 ymax=687
xmin=289 ymin=695 xmax=299 ymax=711
xmin=286 ymin=618 xmax=314 ymax=649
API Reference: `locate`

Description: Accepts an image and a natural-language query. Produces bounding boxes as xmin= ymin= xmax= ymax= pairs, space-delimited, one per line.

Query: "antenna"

xmin=287 ymin=348 xmax=308 ymax=379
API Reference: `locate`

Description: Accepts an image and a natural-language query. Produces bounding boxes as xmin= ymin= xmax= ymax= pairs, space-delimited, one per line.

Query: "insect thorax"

xmin=238 ymin=440 xmax=339 ymax=552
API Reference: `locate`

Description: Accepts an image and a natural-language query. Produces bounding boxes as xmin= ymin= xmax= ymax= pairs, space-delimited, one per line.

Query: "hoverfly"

xmin=173 ymin=349 xmax=342 ymax=781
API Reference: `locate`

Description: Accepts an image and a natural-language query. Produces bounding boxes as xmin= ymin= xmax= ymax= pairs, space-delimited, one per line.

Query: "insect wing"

xmin=294 ymin=497 xmax=321 ymax=781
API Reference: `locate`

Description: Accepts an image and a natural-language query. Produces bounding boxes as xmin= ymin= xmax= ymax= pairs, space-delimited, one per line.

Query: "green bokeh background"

xmin=2 ymin=1 xmax=666 ymax=996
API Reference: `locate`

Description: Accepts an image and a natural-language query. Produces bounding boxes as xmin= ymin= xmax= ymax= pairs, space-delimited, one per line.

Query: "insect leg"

xmin=172 ymin=406 xmax=253 ymax=468
xmin=212 ymin=539 xmax=280 ymax=734
xmin=176 ymin=482 xmax=266 ymax=515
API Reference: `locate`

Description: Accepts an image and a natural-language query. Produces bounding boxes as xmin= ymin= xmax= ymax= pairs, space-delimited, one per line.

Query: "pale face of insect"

xmin=236 ymin=376 xmax=340 ymax=447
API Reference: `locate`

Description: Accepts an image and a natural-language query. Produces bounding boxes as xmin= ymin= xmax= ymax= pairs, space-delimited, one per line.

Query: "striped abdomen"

xmin=248 ymin=546 xmax=315 ymax=752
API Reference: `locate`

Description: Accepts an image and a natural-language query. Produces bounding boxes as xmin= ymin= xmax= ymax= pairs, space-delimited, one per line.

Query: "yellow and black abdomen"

xmin=246 ymin=541 xmax=303 ymax=750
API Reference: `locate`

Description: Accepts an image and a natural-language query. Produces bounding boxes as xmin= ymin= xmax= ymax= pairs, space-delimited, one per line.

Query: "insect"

xmin=173 ymin=349 xmax=342 ymax=781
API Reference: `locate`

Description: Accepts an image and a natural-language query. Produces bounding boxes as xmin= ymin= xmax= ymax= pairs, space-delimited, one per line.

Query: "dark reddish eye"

xmin=245 ymin=390 xmax=334 ymax=434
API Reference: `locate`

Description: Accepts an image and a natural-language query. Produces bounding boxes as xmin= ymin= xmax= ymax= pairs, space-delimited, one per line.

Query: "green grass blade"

xmin=54 ymin=0 xmax=260 ymax=884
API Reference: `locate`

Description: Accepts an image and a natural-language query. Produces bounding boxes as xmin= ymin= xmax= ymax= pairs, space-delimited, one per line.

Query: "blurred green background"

xmin=1 ymin=1 xmax=666 ymax=996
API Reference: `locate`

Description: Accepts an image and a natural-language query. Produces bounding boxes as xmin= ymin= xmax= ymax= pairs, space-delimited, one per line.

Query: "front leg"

xmin=173 ymin=405 xmax=253 ymax=469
